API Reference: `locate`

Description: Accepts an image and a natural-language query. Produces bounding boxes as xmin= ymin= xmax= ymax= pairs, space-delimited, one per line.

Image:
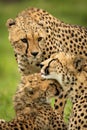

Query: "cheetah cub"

xmin=14 ymin=73 xmax=63 ymax=115
xmin=41 ymin=52 xmax=87 ymax=130
xmin=0 ymin=73 xmax=67 ymax=130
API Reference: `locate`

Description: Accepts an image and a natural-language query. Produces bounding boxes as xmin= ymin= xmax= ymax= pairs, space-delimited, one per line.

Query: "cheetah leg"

xmin=54 ymin=91 xmax=68 ymax=117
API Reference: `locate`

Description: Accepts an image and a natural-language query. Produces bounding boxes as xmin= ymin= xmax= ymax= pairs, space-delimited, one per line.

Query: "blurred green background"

xmin=0 ymin=0 xmax=87 ymax=121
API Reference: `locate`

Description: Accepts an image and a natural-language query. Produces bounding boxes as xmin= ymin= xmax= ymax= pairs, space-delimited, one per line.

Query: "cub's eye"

xmin=21 ymin=38 xmax=28 ymax=43
xmin=28 ymin=90 xmax=34 ymax=95
xmin=28 ymin=89 xmax=34 ymax=95
xmin=38 ymin=37 xmax=43 ymax=42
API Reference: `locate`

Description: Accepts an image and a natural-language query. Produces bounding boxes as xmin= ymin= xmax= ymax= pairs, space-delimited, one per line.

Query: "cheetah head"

xmin=6 ymin=16 xmax=47 ymax=74
xmin=6 ymin=8 xmax=60 ymax=75
xmin=18 ymin=73 xmax=62 ymax=110
xmin=40 ymin=52 xmax=87 ymax=90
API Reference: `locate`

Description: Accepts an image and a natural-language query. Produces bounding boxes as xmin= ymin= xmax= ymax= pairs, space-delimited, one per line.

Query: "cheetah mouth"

xmin=41 ymin=73 xmax=46 ymax=79
xmin=41 ymin=72 xmax=48 ymax=78
xmin=41 ymin=72 xmax=45 ymax=76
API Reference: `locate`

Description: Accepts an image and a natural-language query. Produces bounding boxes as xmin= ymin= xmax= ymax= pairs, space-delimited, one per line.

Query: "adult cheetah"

xmin=6 ymin=7 xmax=87 ymax=75
xmin=40 ymin=52 xmax=87 ymax=130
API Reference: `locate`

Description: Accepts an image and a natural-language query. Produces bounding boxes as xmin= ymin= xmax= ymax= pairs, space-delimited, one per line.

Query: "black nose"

xmin=39 ymin=63 xmax=44 ymax=68
xmin=31 ymin=52 xmax=38 ymax=57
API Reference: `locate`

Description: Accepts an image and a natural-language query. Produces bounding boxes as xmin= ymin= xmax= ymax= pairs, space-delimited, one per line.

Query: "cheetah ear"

xmin=73 ymin=56 xmax=85 ymax=72
xmin=6 ymin=18 xmax=16 ymax=28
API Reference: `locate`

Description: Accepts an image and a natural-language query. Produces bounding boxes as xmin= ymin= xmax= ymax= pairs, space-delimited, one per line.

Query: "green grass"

xmin=0 ymin=0 xmax=87 ymax=121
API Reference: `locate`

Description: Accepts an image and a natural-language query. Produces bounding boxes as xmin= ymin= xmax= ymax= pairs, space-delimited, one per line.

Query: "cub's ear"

xmin=74 ymin=56 xmax=86 ymax=72
xmin=6 ymin=18 xmax=15 ymax=28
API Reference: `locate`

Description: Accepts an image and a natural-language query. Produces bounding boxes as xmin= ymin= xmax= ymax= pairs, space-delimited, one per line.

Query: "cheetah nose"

xmin=31 ymin=52 xmax=38 ymax=57
xmin=39 ymin=63 xmax=44 ymax=68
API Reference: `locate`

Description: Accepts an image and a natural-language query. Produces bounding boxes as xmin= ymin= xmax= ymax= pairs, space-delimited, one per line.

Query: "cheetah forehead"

xmin=8 ymin=17 xmax=46 ymax=43
xmin=50 ymin=52 xmax=74 ymax=65
xmin=48 ymin=52 xmax=87 ymax=74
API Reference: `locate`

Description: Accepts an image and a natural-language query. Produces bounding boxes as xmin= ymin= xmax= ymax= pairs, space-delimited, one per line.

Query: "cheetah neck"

xmin=64 ymin=71 xmax=87 ymax=103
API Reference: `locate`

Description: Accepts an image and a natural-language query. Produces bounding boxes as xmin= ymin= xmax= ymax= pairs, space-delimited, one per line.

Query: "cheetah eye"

xmin=28 ymin=90 xmax=34 ymax=95
xmin=38 ymin=37 xmax=43 ymax=42
xmin=21 ymin=38 xmax=28 ymax=43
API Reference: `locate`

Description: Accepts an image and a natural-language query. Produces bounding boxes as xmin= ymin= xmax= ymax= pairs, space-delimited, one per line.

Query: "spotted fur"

xmin=6 ymin=8 xmax=87 ymax=75
xmin=0 ymin=73 xmax=67 ymax=130
xmin=41 ymin=52 xmax=87 ymax=130
xmin=14 ymin=73 xmax=62 ymax=115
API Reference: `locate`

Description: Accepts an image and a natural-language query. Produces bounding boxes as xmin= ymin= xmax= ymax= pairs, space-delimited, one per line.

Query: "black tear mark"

xmin=25 ymin=42 xmax=29 ymax=54
xmin=44 ymin=66 xmax=49 ymax=75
